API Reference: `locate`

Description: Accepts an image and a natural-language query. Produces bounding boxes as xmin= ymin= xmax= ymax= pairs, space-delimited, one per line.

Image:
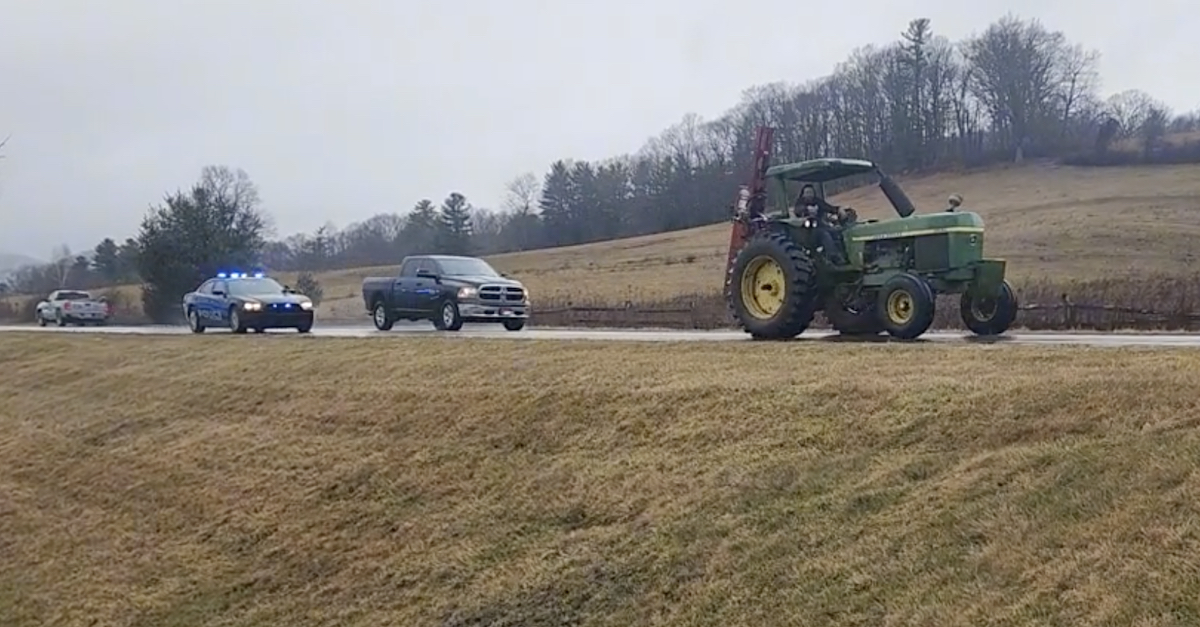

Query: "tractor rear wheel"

xmin=726 ymin=231 xmax=818 ymax=340
xmin=960 ymin=279 xmax=1018 ymax=336
xmin=876 ymin=273 xmax=936 ymax=340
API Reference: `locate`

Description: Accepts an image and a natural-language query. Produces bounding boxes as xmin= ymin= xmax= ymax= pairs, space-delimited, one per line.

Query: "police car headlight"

xmin=299 ymin=301 xmax=313 ymax=310
xmin=457 ymin=287 xmax=478 ymax=299
xmin=243 ymin=302 xmax=262 ymax=311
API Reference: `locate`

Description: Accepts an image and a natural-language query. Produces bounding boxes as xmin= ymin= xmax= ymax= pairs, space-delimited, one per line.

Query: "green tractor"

xmin=723 ymin=127 xmax=1017 ymax=341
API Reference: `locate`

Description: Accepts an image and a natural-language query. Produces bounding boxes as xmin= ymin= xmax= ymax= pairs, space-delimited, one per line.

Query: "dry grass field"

xmin=3 ymin=333 xmax=1200 ymax=625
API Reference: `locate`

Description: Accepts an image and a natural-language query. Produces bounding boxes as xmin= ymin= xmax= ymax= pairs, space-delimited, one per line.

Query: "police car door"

xmin=208 ymin=280 xmax=230 ymax=321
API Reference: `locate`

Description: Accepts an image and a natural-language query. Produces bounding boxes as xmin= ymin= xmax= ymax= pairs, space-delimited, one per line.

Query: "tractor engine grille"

xmin=479 ymin=285 xmax=526 ymax=301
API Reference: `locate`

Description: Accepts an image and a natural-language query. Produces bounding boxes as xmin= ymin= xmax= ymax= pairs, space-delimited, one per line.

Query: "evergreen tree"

xmin=538 ymin=161 xmax=572 ymax=241
xmin=401 ymin=199 xmax=439 ymax=253
xmin=92 ymin=238 xmax=122 ymax=283
xmin=436 ymin=192 xmax=473 ymax=254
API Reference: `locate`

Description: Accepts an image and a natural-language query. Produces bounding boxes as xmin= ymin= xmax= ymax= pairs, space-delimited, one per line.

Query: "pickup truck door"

xmin=408 ymin=259 xmax=442 ymax=313
xmin=388 ymin=259 xmax=418 ymax=313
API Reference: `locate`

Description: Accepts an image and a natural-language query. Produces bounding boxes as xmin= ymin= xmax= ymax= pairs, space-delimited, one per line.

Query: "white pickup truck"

xmin=35 ymin=289 xmax=111 ymax=326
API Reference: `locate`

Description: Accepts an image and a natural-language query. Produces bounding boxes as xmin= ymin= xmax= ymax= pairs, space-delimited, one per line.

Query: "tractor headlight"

xmin=299 ymin=301 xmax=313 ymax=310
xmin=243 ymin=302 xmax=262 ymax=311
xmin=457 ymin=287 xmax=478 ymax=299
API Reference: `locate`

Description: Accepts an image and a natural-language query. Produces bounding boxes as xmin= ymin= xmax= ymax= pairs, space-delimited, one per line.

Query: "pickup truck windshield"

xmin=226 ymin=278 xmax=286 ymax=295
xmin=438 ymin=258 xmax=500 ymax=276
xmin=55 ymin=291 xmax=91 ymax=300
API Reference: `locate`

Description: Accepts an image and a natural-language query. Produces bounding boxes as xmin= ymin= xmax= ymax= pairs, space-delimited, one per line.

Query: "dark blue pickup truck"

xmin=361 ymin=255 xmax=530 ymax=332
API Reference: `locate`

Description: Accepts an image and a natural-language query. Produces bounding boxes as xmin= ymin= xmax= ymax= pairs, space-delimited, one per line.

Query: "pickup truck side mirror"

xmin=416 ymin=270 xmax=439 ymax=281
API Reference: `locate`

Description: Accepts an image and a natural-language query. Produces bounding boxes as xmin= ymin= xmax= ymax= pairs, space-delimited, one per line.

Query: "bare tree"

xmin=1105 ymin=90 xmax=1161 ymax=139
xmin=50 ymin=244 xmax=72 ymax=287
xmin=1056 ymin=44 xmax=1101 ymax=141
xmin=502 ymin=172 xmax=541 ymax=215
xmin=197 ymin=165 xmax=274 ymax=237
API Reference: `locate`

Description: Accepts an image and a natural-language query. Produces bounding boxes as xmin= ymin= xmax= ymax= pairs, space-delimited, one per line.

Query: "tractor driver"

xmin=794 ymin=184 xmax=849 ymax=265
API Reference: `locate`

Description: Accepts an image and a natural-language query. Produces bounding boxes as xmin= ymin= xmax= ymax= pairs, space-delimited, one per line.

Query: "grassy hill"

xmin=303 ymin=161 xmax=1200 ymax=320
xmin=4 ymin=161 xmax=1200 ymax=325
xmin=3 ymin=333 xmax=1200 ymax=625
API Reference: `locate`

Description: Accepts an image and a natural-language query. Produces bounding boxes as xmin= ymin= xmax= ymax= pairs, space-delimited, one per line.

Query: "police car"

xmin=182 ymin=272 xmax=315 ymax=334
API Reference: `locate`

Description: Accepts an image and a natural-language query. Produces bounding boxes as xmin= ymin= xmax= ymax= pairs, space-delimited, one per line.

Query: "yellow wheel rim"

xmin=886 ymin=290 xmax=915 ymax=325
xmin=740 ymin=255 xmax=786 ymax=319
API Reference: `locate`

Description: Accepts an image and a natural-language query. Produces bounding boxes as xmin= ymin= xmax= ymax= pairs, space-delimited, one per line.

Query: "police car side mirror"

xmin=212 ymin=289 xmax=225 ymax=296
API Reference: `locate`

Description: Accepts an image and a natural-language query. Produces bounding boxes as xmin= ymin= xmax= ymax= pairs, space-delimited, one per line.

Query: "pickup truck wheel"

xmin=187 ymin=308 xmax=205 ymax=333
xmin=503 ymin=319 xmax=526 ymax=332
xmin=372 ymin=301 xmax=394 ymax=331
xmin=433 ymin=300 xmax=463 ymax=331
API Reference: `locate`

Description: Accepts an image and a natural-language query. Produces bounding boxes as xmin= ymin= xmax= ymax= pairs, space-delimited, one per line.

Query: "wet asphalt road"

xmin=3 ymin=322 xmax=1200 ymax=347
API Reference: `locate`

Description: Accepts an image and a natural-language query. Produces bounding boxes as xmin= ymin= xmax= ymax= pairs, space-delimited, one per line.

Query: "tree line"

xmin=5 ymin=13 xmax=1200 ymax=301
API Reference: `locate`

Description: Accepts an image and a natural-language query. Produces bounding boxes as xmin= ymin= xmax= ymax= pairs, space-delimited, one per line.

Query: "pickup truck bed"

xmin=36 ymin=290 xmax=110 ymax=326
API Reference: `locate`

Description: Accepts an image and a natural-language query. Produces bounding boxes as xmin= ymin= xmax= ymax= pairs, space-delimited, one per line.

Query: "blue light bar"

xmin=216 ymin=270 xmax=265 ymax=279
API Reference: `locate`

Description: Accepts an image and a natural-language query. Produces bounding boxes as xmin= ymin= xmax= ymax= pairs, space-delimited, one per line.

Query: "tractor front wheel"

xmin=726 ymin=231 xmax=818 ymax=340
xmin=960 ymin=280 xmax=1018 ymax=336
xmin=876 ymin=273 xmax=936 ymax=340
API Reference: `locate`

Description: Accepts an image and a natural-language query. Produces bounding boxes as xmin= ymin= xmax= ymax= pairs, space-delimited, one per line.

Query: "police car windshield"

xmin=438 ymin=258 xmax=499 ymax=276
xmin=226 ymin=277 xmax=285 ymax=295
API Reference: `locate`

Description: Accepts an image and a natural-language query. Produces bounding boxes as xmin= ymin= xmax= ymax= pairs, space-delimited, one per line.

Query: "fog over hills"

xmin=0 ymin=252 xmax=44 ymax=277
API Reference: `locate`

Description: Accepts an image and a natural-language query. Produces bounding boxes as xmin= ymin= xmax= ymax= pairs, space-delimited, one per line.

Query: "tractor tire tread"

xmin=725 ymin=230 xmax=819 ymax=340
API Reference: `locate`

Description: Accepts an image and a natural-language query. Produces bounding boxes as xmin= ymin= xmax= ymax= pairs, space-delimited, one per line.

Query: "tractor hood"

xmin=845 ymin=211 xmax=984 ymax=242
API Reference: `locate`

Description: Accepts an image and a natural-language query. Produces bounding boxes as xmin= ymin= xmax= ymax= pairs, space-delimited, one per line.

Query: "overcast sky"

xmin=0 ymin=0 xmax=1194 ymax=260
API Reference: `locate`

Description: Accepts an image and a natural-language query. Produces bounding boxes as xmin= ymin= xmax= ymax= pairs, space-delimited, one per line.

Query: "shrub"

xmin=294 ymin=272 xmax=324 ymax=305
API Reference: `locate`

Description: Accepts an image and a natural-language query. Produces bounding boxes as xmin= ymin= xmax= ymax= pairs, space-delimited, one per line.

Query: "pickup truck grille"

xmin=479 ymin=285 xmax=526 ymax=301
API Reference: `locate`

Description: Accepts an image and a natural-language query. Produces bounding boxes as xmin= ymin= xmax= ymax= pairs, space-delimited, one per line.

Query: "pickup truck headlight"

xmin=242 ymin=302 xmax=262 ymax=311
xmin=457 ymin=287 xmax=478 ymax=299
xmin=299 ymin=301 xmax=313 ymax=310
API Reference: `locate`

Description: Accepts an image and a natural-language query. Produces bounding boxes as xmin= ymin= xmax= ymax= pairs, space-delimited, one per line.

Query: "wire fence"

xmin=530 ymin=293 xmax=1200 ymax=332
